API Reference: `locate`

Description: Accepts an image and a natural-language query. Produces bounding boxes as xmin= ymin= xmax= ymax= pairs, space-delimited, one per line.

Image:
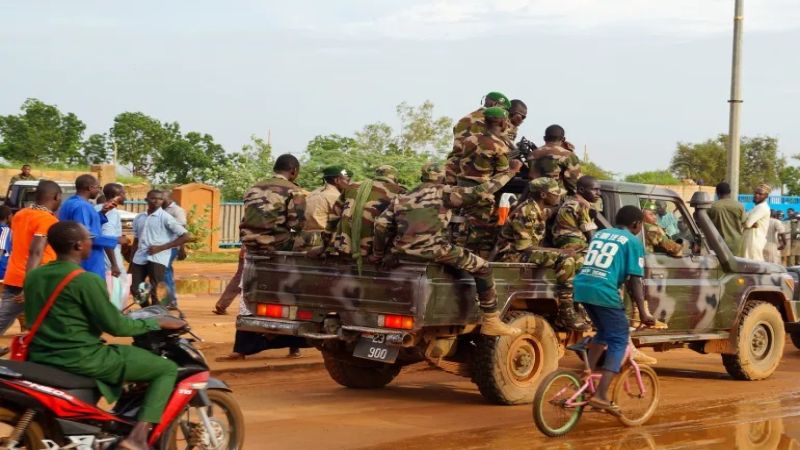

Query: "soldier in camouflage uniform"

xmin=504 ymin=99 xmax=527 ymax=144
xmin=528 ymin=124 xmax=581 ymax=195
xmin=329 ymin=165 xmax=407 ymax=260
xmin=302 ymin=166 xmax=350 ymax=250
xmin=643 ymin=209 xmax=683 ymax=256
xmin=240 ymin=154 xmax=307 ymax=254
xmin=445 ymin=92 xmax=511 ymax=184
xmin=373 ymin=160 xmax=524 ymax=336
xmin=452 ymin=107 xmax=513 ymax=256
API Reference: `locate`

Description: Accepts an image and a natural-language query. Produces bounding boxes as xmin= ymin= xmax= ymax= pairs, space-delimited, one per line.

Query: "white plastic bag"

xmin=106 ymin=272 xmax=131 ymax=310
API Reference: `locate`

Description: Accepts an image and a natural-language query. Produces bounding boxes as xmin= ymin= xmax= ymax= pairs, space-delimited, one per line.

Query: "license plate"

xmin=353 ymin=334 xmax=399 ymax=363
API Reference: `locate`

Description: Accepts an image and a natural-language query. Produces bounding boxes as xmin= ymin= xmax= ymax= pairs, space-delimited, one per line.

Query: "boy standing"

xmin=573 ymin=205 xmax=655 ymax=413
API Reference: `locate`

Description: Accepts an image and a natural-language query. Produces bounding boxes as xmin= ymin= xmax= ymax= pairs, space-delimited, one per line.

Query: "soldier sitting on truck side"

xmin=240 ymin=154 xmax=307 ymax=254
xmin=301 ymin=166 xmax=350 ymax=250
xmin=373 ymin=160 xmax=524 ymax=337
xmin=492 ymin=177 xmax=590 ymax=332
xmin=326 ymin=165 xmax=407 ymax=263
xmin=527 ymin=124 xmax=581 ymax=196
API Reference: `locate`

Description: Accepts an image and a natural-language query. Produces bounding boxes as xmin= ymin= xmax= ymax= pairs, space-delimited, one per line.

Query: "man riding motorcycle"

xmin=22 ymin=220 xmax=186 ymax=450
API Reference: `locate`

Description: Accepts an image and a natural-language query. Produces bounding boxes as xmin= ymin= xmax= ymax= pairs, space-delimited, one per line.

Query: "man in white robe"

xmin=742 ymin=184 xmax=771 ymax=261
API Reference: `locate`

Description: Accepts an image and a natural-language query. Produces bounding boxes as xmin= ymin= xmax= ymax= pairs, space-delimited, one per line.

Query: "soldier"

xmin=9 ymin=164 xmax=37 ymax=185
xmin=788 ymin=210 xmax=800 ymax=266
xmin=553 ymin=176 xmax=600 ymax=251
xmin=493 ymin=177 xmax=589 ymax=331
xmin=240 ymin=154 xmax=307 ymax=254
xmin=373 ymin=159 xmax=524 ymax=336
xmin=708 ymin=182 xmax=745 ymax=256
xmin=528 ymin=124 xmax=581 ymax=195
xmin=329 ymin=165 xmax=407 ymax=262
xmin=455 ymin=107 xmax=513 ymax=255
xmin=303 ymin=166 xmax=350 ymax=249
xmin=445 ymin=92 xmax=511 ymax=184
xmin=642 ymin=208 xmax=683 ymax=256
xmin=505 ymin=99 xmax=527 ymax=144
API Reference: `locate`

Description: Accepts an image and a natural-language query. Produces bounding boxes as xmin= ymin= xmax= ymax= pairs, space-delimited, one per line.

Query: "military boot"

xmin=480 ymin=312 xmax=522 ymax=337
xmin=556 ymin=302 xmax=591 ymax=332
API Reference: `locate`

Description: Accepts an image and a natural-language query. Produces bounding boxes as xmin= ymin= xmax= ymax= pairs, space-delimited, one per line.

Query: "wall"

xmin=171 ymin=183 xmax=222 ymax=252
xmin=0 ymin=164 xmax=117 ymax=194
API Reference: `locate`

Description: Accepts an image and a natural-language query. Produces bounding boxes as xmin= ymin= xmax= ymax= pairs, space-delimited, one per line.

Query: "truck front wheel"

xmin=722 ymin=301 xmax=785 ymax=380
xmin=472 ymin=311 xmax=560 ymax=405
xmin=322 ymin=352 xmax=401 ymax=389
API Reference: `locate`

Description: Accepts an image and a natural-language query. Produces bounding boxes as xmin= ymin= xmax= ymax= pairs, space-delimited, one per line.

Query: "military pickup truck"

xmin=237 ymin=181 xmax=800 ymax=405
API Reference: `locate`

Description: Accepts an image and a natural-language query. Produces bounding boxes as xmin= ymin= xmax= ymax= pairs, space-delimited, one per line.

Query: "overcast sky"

xmin=1 ymin=1 xmax=799 ymax=176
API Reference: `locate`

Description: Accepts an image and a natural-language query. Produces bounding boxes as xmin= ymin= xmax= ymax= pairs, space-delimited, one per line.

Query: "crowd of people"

xmin=0 ymin=170 xmax=192 ymax=357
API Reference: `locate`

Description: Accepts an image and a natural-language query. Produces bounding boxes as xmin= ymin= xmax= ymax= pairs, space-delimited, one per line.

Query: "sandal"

xmin=588 ymin=398 xmax=621 ymax=416
xmin=214 ymin=353 xmax=246 ymax=362
xmin=212 ymin=307 xmax=227 ymax=315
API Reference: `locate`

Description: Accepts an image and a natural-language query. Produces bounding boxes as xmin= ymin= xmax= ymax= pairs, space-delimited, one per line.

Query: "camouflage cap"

xmin=486 ymin=91 xmax=511 ymax=109
xmin=483 ymin=107 xmax=509 ymax=120
xmin=420 ymin=162 xmax=445 ymax=182
xmin=323 ymin=166 xmax=349 ymax=178
xmin=374 ymin=165 xmax=399 ymax=182
xmin=529 ymin=177 xmax=562 ymax=195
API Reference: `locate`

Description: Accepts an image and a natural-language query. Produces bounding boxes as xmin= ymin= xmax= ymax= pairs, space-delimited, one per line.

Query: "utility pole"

xmin=726 ymin=0 xmax=744 ymax=198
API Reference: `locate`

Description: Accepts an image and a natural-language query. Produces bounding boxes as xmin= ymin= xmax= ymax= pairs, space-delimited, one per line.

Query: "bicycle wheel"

xmin=532 ymin=370 xmax=584 ymax=437
xmin=612 ymin=364 xmax=659 ymax=426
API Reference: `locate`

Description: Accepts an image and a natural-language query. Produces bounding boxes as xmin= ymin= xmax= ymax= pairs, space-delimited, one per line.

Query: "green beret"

xmin=323 ymin=166 xmax=349 ymax=178
xmin=374 ymin=165 xmax=399 ymax=182
xmin=420 ymin=162 xmax=444 ymax=182
xmin=483 ymin=107 xmax=509 ymax=120
xmin=529 ymin=177 xmax=562 ymax=195
xmin=486 ymin=91 xmax=511 ymax=109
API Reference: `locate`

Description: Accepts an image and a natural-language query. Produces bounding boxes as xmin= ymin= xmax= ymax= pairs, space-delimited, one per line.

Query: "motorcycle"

xmin=0 ymin=286 xmax=244 ymax=450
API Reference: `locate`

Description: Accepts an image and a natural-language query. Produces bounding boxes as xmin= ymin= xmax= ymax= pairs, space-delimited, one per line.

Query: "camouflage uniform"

xmin=553 ymin=195 xmax=598 ymax=251
xmin=493 ymin=198 xmax=580 ymax=303
xmin=330 ymin=166 xmax=406 ymax=257
xmin=374 ymin=164 xmax=515 ymax=312
xmin=445 ymin=108 xmax=486 ymax=185
xmin=644 ymin=222 xmax=683 ymax=256
xmin=528 ymin=143 xmax=581 ymax=195
xmin=504 ymin=124 xmax=519 ymax=144
xmin=240 ymin=174 xmax=307 ymax=254
xmin=302 ymin=183 xmax=341 ymax=249
xmin=456 ymin=131 xmax=511 ymax=255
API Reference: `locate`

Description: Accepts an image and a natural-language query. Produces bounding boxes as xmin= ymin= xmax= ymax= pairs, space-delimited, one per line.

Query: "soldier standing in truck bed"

xmin=373 ymin=160 xmax=524 ymax=336
xmin=240 ymin=154 xmax=307 ymax=254
xmin=528 ymin=124 xmax=581 ymax=195
xmin=302 ymin=166 xmax=350 ymax=250
xmin=453 ymin=107 xmax=513 ymax=256
xmin=445 ymin=92 xmax=511 ymax=184
xmin=493 ymin=177 xmax=589 ymax=331
xmin=328 ymin=165 xmax=406 ymax=260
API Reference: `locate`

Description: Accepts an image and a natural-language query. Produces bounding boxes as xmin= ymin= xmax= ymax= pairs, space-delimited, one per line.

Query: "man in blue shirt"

xmin=58 ymin=175 xmax=125 ymax=279
xmin=574 ymin=205 xmax=655 ymax=413
xmin=130 ymin=190 xmax=191 ymax=307
xmin=0 ymin=205 xmax=11 ymax=280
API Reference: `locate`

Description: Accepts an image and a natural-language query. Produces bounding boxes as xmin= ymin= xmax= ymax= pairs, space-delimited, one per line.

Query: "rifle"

xmin=507 ymin=136 xmax=537 ymax=162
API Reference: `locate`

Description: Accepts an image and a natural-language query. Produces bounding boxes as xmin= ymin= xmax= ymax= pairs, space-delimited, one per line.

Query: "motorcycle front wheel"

xmin=159 ymin=390 xmax=245 ymax=450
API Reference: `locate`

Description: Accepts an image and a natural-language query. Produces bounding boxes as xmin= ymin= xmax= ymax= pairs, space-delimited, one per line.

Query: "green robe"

xmin=24 ymin=261 xmax=160 ymax=402
xmin=708 ymin=198 xmax=745 ymax=257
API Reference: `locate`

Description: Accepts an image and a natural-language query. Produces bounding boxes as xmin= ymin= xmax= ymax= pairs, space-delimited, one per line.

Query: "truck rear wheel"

xmin=722 ymin=301 xmax=785 ymax=380
xmin=322 ymin=352 xmax=401 ymax=389
xmin=472 ymin=311 xmax=560 ymax=405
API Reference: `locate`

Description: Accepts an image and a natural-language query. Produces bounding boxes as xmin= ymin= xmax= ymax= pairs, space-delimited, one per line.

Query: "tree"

xmin=110 ymin=112 xmax=178 ymax=178
xmin=218 ymin=135 xmax=274 ymax=200
xmin=0 ymin=98 xmax=86 ymax=164
xmin=82 ymin=133 xmax=110 ymax=164
xmin=297 ymin=134 xmax=362 ymax=189
xmin=581 ymin=160 xmax=615 ymax=181
xmin=669 ymin=134 xmax=783 ymax=191
xmin=780 ymin=164 xmax=800 ymax=196
xmin=154 ymin=132 xmax=228 ymax=185
xmin=396 ymin=101 xmax=453 ymax=158
xmin=624 ymin=170 xmax=679 ymax=185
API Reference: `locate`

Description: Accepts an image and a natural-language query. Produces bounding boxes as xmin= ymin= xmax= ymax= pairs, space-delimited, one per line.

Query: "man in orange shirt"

xmin=0 ymin=180 xmax=62 ymax=346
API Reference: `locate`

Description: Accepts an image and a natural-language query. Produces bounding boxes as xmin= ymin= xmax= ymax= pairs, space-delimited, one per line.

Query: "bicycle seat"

xmin=566 ymin=337 xmax=593 ymax=353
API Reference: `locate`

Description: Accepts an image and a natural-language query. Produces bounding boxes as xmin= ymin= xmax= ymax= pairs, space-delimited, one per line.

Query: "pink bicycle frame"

xmin=561 ymin=343 xmax=646 ymax=408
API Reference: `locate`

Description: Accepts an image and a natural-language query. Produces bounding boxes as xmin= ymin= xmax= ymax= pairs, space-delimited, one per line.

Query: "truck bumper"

xmin=236 ymin=316 xmax=338 ymax=339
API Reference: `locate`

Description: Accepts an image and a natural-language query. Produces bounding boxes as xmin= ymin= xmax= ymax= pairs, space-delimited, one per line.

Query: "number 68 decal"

xmin=584 ymin=240 xmax=619 ymax=269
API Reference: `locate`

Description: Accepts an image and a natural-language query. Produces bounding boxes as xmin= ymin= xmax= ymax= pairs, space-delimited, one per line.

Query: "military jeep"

xmin=237 ymin=181 xmax=799 ymax=405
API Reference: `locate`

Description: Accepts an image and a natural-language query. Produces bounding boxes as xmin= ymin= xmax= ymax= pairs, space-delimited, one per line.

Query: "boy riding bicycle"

xmin=573 ymin=205 xmax=656 ymax=414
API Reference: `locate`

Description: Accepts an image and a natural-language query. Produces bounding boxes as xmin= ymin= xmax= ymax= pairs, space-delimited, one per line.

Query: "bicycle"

xmin=532 ymin=336 xmax=660 ymax=437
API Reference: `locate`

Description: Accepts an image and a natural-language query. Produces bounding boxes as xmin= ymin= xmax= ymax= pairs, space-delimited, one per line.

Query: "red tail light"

xmin=256 ymin=303 xmax=289 ymax=318
xmin=297 ymin=310 xmax=313 ymax=321
xmin=378 ymin=314 xmax=414 ymax=330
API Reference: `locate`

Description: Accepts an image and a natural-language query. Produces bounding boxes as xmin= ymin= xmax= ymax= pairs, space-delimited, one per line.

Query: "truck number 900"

xmin=368 ymin=347 xmax=389 ymax=359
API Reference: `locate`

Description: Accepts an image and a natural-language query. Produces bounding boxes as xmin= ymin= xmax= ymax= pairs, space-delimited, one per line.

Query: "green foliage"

xmin=780 ymin=161 xmax=800 ymax=196
xmin=110 ymin=112 xmax=179 ymax=178
xmin=0 ymin=98 xmax=87 ymax=164
xmin=669 ymin=134 xmax=783 ymax=191
xmin=184 ymin=204 xmax=218 ymax=252
xmin=154 ymin=132 xmax=227 ymax=185
xmin=182 ymin=251 xmax=240 ymax=263
xmin=116 ymin=174 xmax=148 ymax=185
xmin=581 ymin=160 xmax=615 ymax=180
xmin=83 ymin=133 xmax=110 ymax=164
xmin=219 ymin=135 xmax=274 ymax=201
xmin=297 ymin=134 xmax=362 ymax=189
xmin=624 ymin=170 xmax=679 ymax=185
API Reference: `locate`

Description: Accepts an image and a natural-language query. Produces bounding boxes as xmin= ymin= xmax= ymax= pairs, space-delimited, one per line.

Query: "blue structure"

xmin=739 ymin=195 xmax=800 ymax=215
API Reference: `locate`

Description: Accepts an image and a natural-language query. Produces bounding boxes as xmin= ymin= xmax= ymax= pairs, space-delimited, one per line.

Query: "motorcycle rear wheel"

xmin=0 ymin=406 xmax=47 ymax=450
xmin=159 ymin=390 xmax=245 ymax=450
